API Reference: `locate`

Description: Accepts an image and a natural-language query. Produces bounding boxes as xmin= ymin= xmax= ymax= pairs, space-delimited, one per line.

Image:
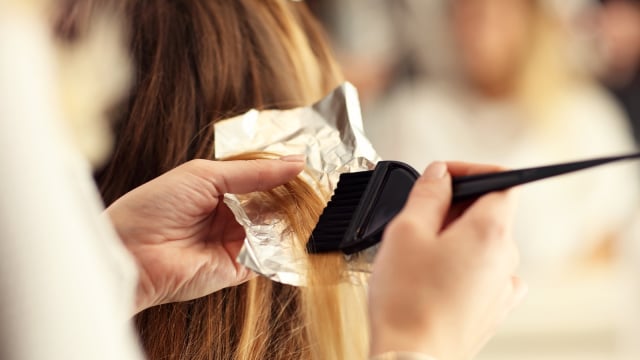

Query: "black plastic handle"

xmin=451 ymin=152 xmax=640 ymax=202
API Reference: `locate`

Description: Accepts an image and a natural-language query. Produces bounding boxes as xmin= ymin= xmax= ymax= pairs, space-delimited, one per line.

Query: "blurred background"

xmin=308 ymin=0 xmax=640 ymax=359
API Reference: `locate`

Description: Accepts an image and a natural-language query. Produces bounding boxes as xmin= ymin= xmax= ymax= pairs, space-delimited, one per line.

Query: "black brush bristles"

xmin=306 ymin=153 xmax=640 ymax=255
xmin=306 ymin=170 xmax=373 ymax=253
xmin=307 ymin=161 xmax=420 ymax=254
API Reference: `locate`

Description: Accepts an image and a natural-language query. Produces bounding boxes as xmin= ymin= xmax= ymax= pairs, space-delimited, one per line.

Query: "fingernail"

xmin=279 ymin=154 xmax=306 ymax=163
xmin=423 ymin=161 xmax=447 ymax=179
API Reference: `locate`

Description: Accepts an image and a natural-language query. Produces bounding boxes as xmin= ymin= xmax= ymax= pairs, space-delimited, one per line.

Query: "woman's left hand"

xmin=105 ymin=157 xmax=305 ymax=313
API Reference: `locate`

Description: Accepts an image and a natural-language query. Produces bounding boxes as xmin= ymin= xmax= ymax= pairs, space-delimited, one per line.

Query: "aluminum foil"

xmin=214 ymin=83 xmax=381 ymax=286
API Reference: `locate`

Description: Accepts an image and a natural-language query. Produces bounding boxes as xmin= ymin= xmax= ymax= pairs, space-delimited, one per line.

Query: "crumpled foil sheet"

xmin=214 ymin=83 xmax=381 ymax=286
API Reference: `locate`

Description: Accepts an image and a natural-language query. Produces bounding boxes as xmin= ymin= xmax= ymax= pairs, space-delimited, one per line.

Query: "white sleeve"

xmin=0 ymin=7 xmax=144 ymax=360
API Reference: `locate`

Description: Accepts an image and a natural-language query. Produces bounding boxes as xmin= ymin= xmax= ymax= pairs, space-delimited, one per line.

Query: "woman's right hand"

xmin=368 ymin=161 xmax=527 ymax=360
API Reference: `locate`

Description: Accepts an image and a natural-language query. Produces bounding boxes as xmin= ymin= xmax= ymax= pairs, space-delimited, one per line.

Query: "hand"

xmin=368 ymin=161 xmax=527 ymax=360
xmin=105 ymin=157 xmax=305 ymax=313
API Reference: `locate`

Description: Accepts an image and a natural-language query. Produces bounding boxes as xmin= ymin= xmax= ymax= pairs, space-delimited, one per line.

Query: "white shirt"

xmin=0 ymin=5 xmax=143 ymax=359
xmin=365 ymin=80 xmax=640 ymax=275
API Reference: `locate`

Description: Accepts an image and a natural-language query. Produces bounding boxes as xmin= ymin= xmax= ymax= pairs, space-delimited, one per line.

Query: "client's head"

xmin=56 ymin=1 xmax=366 ymax=359
xmin=60 ymin=0 xmax=343 ymax=206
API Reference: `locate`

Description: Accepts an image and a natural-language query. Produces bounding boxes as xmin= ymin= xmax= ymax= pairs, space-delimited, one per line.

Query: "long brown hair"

xmin=57 ymin=1 xmax=365 ymax=359
xmin=85 ymin=0 xmax=342 ymax=205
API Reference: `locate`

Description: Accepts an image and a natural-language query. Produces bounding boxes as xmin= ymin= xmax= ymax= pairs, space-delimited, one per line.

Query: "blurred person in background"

xmin=594 ymin=0 xmax=640 ymax=144
xmin=367 ymin=0 xmax=639 ymax=273
xmin=587 ymin=2 xmax=640 ymax=358
xmin=360 ymin=0 xmax=640 ymax=358
xmin=306 ymin=0 xmax=436 ymax=104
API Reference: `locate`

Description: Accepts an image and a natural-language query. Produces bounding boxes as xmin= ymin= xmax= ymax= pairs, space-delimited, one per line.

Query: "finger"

xmin=440 ymin=162 xmax=508 ymax=227
xmin=209 ymin=202 xmax=246 ymax=246
xmin=400 ymin=161 xmax=452 ymax=234
xmin=446 ymin=161 xmax=506 ymax=177
xmin=186 ymin=156 xmax=305 ymax=195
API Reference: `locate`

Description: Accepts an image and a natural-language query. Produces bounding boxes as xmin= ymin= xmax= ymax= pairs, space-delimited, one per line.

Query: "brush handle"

xmin=451 ymin=152 xmax=640 ymax=202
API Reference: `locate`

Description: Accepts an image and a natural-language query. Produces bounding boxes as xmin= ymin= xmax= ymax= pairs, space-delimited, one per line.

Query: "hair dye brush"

xmin=306 ymin=152 xmax=640 ymax=255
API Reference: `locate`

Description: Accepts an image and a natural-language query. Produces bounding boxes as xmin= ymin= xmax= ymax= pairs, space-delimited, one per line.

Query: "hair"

xmin=68 ymin=0 xmax=343 ymax=205
xmin=223 ymin=153 xmax=368 ymax=360
xmin=56 ymin=1 xmax=367 ymax=359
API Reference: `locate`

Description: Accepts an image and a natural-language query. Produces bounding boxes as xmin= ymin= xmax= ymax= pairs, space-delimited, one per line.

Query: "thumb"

xmin=401 ymin=161 xmax=452 ymax=234
xmin=184 ymin=155 xmax=306 ymax=195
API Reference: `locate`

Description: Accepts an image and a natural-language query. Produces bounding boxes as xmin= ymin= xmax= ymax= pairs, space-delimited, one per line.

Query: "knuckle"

xmin=472 ymin=215 xmax=507 ymax=241
xmin=182 ymin=159 xmax=210 ymax=176
xmin=186 ymin=158 xmax=207 ymax=168
xmin=470 ymin=216 xmax=517 ymax=264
